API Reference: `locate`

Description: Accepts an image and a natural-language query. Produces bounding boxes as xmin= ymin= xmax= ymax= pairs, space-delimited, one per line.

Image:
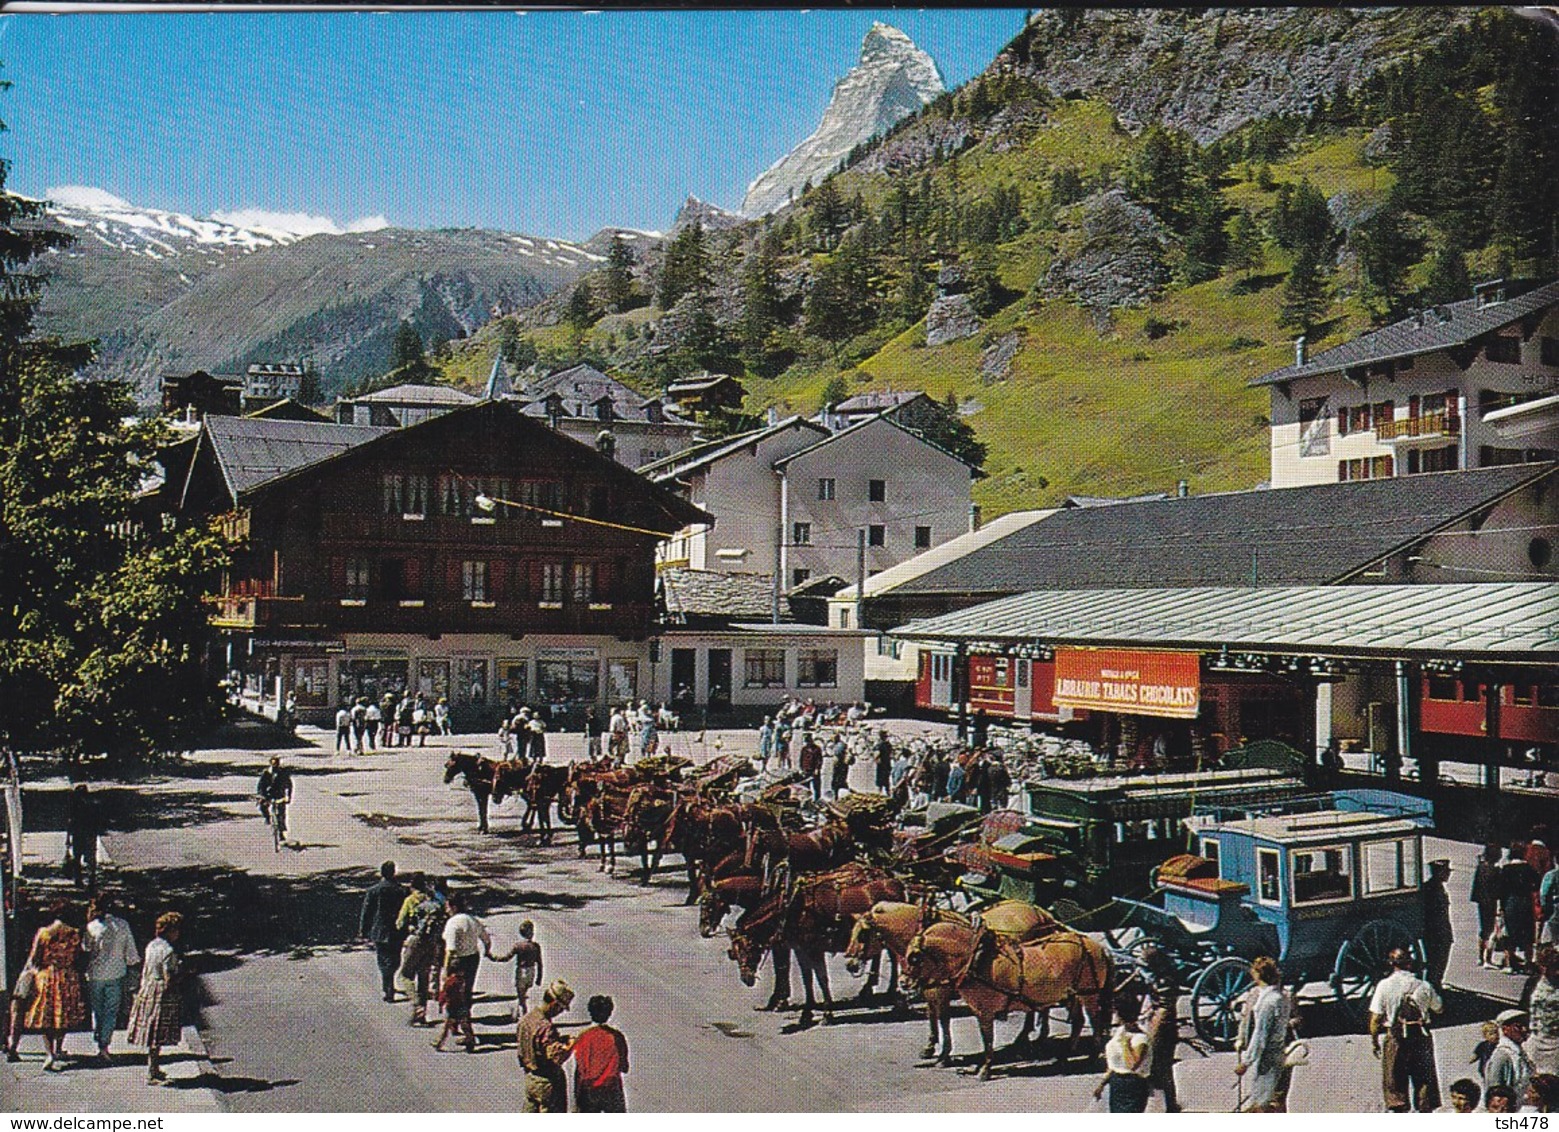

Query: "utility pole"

xmin=856 ymin=528 xmax=866 ymax=629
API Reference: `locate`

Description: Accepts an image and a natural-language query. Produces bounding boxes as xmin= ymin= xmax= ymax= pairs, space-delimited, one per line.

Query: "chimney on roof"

xmin=1294 ymin=335 xmax=1307 ymax=367
xmin=1473 ymin=278 xmax=1507 ymax=309
xmin=1177 ymin=479 xmax=1189 ymax=498
xmin=765 ymin=406 xmax=779 ymax=427
xmin=969 ymin=503 xmax=981 ymax=533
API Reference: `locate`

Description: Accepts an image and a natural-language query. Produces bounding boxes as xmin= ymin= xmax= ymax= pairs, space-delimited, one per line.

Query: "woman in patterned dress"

xmin=127 ymin=912 xmax=183 ymax=1085
xmin=21 ymin=901 xmax=87 ymax=1071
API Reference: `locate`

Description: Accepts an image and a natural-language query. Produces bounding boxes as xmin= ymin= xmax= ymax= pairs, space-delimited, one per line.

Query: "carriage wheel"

xmin=1333 ymin=919 xmax=1421 ymax=1022
xmin=1190 ymin=956 xmax=1253 ymax=1050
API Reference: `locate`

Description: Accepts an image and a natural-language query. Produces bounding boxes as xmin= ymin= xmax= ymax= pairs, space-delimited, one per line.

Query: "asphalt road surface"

xmin=1 ymin=718 xmax=1530 ymax=1112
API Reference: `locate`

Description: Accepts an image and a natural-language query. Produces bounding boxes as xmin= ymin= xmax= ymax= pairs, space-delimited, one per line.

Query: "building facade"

xmin=335 ymin=383 xmax=478 ymax=427
xmin=172 ymin=402 xmax=709 ymax=727
xmin=1258 ymin=279 xmax=1559 ymax=488
xmin=496 ymin=362 xmax=703 ymax=469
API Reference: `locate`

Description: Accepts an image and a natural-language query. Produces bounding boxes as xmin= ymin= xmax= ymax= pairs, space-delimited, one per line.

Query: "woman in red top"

xmin=573 ymin=995 xmax=629 ymax=1112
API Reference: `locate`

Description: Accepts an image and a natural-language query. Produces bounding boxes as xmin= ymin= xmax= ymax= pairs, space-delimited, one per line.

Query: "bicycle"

xmin=260 ymin=797 xmax=289 ymax=851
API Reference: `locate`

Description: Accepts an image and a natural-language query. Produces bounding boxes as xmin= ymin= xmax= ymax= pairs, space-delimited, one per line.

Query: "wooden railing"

xmin=1376 ymin=411 xmax=1460 ymax=442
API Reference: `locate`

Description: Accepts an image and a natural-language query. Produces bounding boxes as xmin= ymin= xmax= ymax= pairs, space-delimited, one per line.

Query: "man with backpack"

xmin=1369 ymin=946 xmax=1444 ymax=1112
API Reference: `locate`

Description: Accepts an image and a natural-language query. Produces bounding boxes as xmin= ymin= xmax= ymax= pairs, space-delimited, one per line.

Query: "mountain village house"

xmin=648 ymin=412 xmax=979 ymax=594
xmin=1258 ymin=278 xmax=1559 ymax=487
xmin=168 ymin=401 xmax=709 ymax=727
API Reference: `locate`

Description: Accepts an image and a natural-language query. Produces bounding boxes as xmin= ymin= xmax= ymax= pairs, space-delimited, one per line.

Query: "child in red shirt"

xmin=572 ymin=994 xmax=629 ymax=1112
xmin=433 ymin=966 xmax=475 ymax=1053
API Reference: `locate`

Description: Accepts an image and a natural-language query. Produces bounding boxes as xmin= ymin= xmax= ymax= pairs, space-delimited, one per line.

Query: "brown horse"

xmin=620 ymin=782 xmax=677 ymax=885
xmin=845 ymin=900 xmax=1063 ymax=1062
xmin=443 ymin=751 xmax=498 ymax=833
xmin=743 ymin=813 xmax=857 ymax=884
xmin=521 ymin=764 xmax=570 ymax=844
xmin=727 ymin=863 xmax=905 ymax=1027
xmin=668 ymin=797 xmax=760 ymax=904
xmin=903 ymin=919 xmax=1113 ymax=1080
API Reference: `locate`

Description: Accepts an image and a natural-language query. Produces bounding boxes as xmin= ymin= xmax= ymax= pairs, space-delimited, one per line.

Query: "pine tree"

xmin=565 ymin=282 xmax=599 ymax=332
xmin=1180 ymin=182 xmax=1228 ymax=284
xmin=1279 ymin=243 xmax=1333 ymax=336
xmin=1227 ymin=208 xmax=1264 ymax=280
xmin=1351 ymin=199 xmax=1419 ymax=324
xmin=602 ymin=235 xmax=636 ymax=312
xmin=819 ymin=374 xmax=848 ymax=411
xmin=391 ymin=320 xmax=433 ymax=382
xmin=657 ymin=222 xmax=709 ymax=310
xmin=1422 ymin=242 xmax=1471 ymax=306
xmin=739 ymin=236 xmax=786 ymax=377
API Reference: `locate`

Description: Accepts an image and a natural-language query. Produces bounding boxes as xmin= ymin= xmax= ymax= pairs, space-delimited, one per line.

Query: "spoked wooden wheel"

xmin=1190 ymin=956 xmax=1253 ymax=1050
xmin=1333 ymin=919 xmax=1421 ymax=1022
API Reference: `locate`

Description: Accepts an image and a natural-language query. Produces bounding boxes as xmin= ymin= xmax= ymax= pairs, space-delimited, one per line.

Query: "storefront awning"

xmin=890 ymin=582 xmax=1558 ymax=662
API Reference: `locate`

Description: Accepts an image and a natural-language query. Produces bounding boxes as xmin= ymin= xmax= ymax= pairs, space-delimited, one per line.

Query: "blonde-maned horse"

xmin=844 ymin=900 xmax=1064 ymax=1063
xmin=903 ymin=918 xmax=1113 ymax=1079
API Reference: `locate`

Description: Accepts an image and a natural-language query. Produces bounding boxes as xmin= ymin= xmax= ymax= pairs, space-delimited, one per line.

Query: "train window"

xmin=1257 ymin=848 xmax=1280 ymax=904
xmin=1202 ymin=838 xmax=1220 ymax=873
xmin=1511 ymin=685 xmax=1534 ymax=706
xmin=1362 ymin=838 xmax=1420 ymax=895
xmin=1426 ymin=677 xmax=1458 ymax=701
xmin=993 ymin=658 xmax=1009 ymax=686
xmin=1539 ymin=685 xmax=1559 ymax=708
xmin=1291 ymin=845 xmax=1353 ymax=904
xmin=1460 ymin=682 xmax=1483 ymax=703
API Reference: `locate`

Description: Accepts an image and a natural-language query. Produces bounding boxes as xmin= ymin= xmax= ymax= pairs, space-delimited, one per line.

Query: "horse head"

xmin=726 ymin=928 xmax=763 ymax=986
xmin=442 ymin=752 xmax=467 ymax=784
xmin=698 ymin=889 xmax=728 ymax=938
xmin=843 ymin=910 xmax=877 ymax=973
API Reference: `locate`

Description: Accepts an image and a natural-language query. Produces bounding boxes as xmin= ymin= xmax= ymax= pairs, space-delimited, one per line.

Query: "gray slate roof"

xmin=345 ymin=383 xmax=476 ymax=405
xmin=891 ymin=582 xmax=1558 ymax=660
xmin=517 ymin=363 xmax=688 ymax=423
xmin=644 ymin=416 xmax=829 ymax=482
xmin=205 ymin=416 xmax=392 ymax=498
xmin=889 ymin=463 xmax=1556 ymax=595
xmin=834 ymin=390 xmax=929 ymax=413
xmin=658 ymin=568 xmax=788 ymax=622
xmin=770 ymin=411 xmax=981 ymax=473
xmin=1252 ymin=279 xmax=1559 ymax=386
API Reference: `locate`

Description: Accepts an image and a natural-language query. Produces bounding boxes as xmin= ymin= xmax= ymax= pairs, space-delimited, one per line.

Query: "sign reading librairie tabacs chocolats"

xmin=1052 ymin=648 xmax=1201 ymax=719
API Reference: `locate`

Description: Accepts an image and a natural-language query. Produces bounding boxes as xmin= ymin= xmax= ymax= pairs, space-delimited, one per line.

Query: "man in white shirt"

xmin=83 ymin=893 xmax=140 ymax=1063
xmin=1369 ymin=946 xmax=1443 ymax=1111
xmin=1484 ymin=1009 xmax=1535 ymax=1107
xmin=441 ymin=892 xmax=491 ymax=992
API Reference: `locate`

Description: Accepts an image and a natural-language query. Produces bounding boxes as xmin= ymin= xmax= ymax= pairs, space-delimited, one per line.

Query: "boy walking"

xmin=572 ymin=995 xmax=630 ymax=1112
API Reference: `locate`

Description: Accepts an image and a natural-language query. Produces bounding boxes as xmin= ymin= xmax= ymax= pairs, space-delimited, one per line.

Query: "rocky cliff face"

xmin=741 ymin=22 xmax=944 ymax=217
xmin=1001 ymin=7 xmax=1476 ymax=143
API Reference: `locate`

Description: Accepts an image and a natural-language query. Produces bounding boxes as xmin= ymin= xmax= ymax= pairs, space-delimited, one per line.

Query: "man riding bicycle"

xmin=257 ymin=756 xmax=295 ymax=845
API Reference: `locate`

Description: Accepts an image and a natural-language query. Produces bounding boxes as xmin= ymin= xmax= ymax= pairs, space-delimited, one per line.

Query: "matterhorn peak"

xmin=741 ymin=23 xmax=944 ymax=217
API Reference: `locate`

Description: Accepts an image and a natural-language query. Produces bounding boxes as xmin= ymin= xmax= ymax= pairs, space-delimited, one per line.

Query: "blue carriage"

xmin=1109 ymin=788 xmax=1435 ymax=1048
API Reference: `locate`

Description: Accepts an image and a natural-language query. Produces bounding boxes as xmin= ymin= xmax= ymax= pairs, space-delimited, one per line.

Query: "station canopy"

xmin=890 ymin=582 xmax=1557 ymax=663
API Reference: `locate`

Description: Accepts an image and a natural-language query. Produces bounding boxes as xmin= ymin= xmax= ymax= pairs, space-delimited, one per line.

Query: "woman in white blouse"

xmin=1094 ymin=994 xmax=1152 ymax=1112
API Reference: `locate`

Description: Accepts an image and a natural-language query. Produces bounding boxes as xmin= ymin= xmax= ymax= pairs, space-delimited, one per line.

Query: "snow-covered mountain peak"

xmin=740 ymin=23 xmax=944 ymax=217
xmin=43 ymin=185 xmax=300 ymax=258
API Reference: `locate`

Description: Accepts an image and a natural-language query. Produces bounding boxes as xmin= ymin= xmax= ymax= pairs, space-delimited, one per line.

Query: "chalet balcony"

xmin=320 ymin=512 xmax=585 ymax=545
xmin=210 ymin=591 xmax=654 ymax=637
xmin=1375 ymin=411 xmax=1461 ymax=446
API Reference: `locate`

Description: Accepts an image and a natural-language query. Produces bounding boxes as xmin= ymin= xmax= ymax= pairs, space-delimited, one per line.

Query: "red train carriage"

xmin=916 ymin=649 xmax=1077 ymax=723
xmin=1420 ymin=675 xmax=1558 ymax=745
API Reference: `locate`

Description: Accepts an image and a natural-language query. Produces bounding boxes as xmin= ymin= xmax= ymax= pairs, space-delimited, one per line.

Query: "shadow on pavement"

xmin=168 ymin=1072 xmax=301 ymax=1094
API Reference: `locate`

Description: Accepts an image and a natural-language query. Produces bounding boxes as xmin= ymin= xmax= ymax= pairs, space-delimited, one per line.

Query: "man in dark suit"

xmin=359 ymin=860 xmax=408 ymax=1002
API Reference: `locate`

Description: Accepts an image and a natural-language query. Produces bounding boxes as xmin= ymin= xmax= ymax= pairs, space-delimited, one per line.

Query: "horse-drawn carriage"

xmin=1106 ymin=788 xmax=1436 ymax=1048
xmin=958 ymin=761 xmax=1311 ymax=920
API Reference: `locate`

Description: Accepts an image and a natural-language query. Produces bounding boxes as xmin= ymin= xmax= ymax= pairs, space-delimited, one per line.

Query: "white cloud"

xmin=47 ymin=185 xmax=135 ymax=211
xmin=211 ymin=207 xmax=389 ymax=238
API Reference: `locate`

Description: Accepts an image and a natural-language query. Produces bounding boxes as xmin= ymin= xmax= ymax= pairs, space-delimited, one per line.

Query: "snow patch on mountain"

xmin=210 ymin=207 xmax=389 ymax=239
xmin=741 ymin=23 xmax=944 ymax=217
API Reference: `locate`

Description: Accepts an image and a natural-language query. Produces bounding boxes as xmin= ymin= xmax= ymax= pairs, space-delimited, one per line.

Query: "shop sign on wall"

xmin=1053 ymin=648 xmax=1201 ymax=719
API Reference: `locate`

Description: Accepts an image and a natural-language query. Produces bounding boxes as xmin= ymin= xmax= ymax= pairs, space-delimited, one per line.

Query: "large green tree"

xmin=602 ymin=234 xmax=636 ymax=312
xmin=0 ymin=79 xmax=229 ymax=764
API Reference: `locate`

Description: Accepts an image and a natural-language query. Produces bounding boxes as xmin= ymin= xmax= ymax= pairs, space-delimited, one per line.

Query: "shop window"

xmin=417 ymin=659 xmax=450 ymax=701
xmin=536 ymin=659 xmax=600 ymax=705
xmin=292 ymin=661 xmax=330 ymax=706
xmin=455 ymin=659 xmax=488 ymax=706
xmin=744 ymin=649 xmax=786 ymax=688
xmin=797 ymin=649 xmax=838 ymax=688
xmin=1257 ymin=848 xmax=1280 ymax=904
xmin=496 ymin=661 xmax=528 ymax=706
xmin=338 ymin=656 xmax=409 ymax=703
xmin=1291 ymin=845 xmax=1352 ymax=904
xmin=1362 ymin=838 xmax=1419 ymax=895
xmin=607 ymin=660 xmax=638 ymax=702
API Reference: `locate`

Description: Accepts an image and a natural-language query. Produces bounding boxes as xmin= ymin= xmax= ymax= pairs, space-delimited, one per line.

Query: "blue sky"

xmin=0 ymin=9 xmax=1024 ymax=240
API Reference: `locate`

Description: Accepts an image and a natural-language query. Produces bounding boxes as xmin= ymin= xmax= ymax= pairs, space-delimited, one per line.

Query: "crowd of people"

xmin=3 ymin=895 xmax=187 ymax=1085
xmin=1470 ymin=833 xmax=1558 ymax=976
xmin=335 ymin=693 xmax=453 ymax=753
xmin=357 ymin=860 xmax=629 ymax=1112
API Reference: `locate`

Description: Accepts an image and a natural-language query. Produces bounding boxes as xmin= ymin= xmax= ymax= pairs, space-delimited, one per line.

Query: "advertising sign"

xmin=1053 ymin=648 xmax=1201 ymax=719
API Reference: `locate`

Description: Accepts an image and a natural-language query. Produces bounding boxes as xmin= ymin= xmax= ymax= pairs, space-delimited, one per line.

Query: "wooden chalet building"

xmin=169 ymin=400 xmax=710 ymax=727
